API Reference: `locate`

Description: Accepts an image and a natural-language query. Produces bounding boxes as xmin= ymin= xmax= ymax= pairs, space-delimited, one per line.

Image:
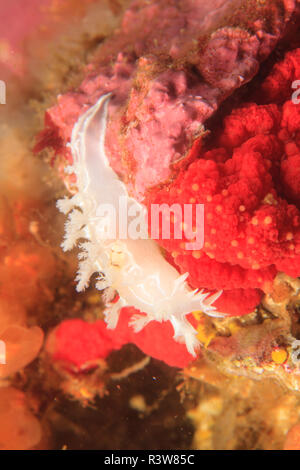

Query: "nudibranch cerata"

xmin=57 ymin=93 xmax=223 ymax=356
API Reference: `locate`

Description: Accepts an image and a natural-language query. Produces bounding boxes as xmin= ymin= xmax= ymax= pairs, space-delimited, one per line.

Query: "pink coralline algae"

xmin=35 ymin=0 xmax=298 ymax=198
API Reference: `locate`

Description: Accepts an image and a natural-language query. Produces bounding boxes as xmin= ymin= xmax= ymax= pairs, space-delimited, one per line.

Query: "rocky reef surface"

xmin=1 ymin=0 xmax=300 ymax=450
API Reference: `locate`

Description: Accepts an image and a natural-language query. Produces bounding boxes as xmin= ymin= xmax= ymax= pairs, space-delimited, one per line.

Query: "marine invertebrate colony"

xmin=35 ymin=0 xmax=300 ymax=365
xmin=57 ymin=93 xmax=222 ymax=356
xmin=53 ymin=48 xmax=300 ymax=322
xmin=146 ymin=48 xmax=300 ymax=316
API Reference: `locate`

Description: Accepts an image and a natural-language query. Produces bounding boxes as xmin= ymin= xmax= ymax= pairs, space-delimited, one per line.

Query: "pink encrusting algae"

xmin=35 ymin=0 xmax=298 ymax=198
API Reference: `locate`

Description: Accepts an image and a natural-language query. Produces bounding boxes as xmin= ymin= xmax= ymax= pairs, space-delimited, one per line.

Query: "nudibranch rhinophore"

xmin=57 ymin=93 xmax=222 ymax=356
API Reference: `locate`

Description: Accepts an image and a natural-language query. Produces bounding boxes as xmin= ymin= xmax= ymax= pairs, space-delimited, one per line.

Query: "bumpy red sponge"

xmin=145 ymin=49 xmax=300 ymax=316
xmin=47 ymin=308 xmax=195 ymax=370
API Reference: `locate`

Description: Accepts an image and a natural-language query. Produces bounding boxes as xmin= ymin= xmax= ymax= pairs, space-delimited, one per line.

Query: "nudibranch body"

xmin=57 ymin=94 xmax=222 ymax=356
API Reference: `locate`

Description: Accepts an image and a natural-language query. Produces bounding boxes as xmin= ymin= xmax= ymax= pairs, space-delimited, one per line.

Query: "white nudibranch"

xmin=57 ymin=93 xmax=223 ymax=356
